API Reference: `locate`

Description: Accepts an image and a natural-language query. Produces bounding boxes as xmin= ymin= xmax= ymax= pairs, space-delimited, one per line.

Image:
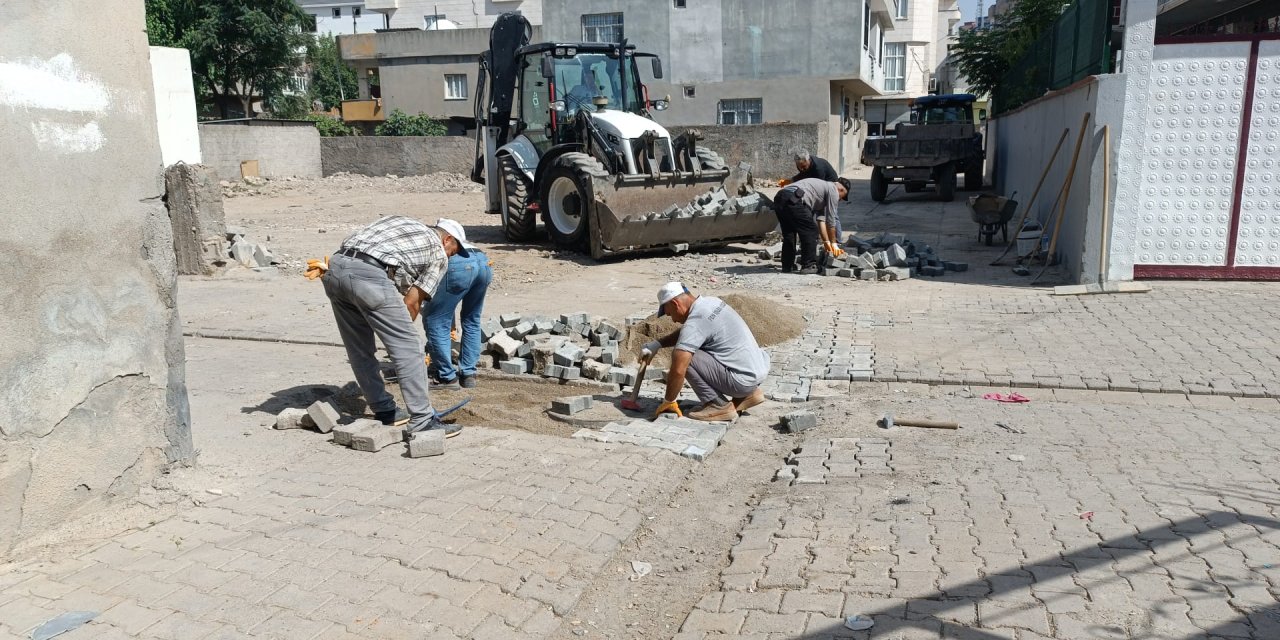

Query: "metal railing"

xmin=993 ymin=0 xmax=1112 ymax=115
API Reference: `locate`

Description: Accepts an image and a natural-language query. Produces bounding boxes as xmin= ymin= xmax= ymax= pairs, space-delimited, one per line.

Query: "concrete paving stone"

xmin=680 ymin=609 xmax=747 ymax=634
xmin=306 ymin=399 xmax=341 ymax=434
xmin=408 ymin=430 xmax=446 ymax=458
xmin=350 ymin=425 xmax=402 ymax=452
xmin=141 ymin=610 xmax=227 ymax=639
xmin=274 ymin=407 xmax=312 ymax=430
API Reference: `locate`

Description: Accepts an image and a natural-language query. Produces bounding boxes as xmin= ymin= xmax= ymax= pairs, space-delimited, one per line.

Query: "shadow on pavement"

xmin=792 ymin=511 xmax=1280 ymax=639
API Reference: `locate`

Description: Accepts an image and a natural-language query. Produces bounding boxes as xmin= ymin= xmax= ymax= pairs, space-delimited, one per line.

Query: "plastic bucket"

xmin=1016 ymin=222 xmax=1043 ymax=257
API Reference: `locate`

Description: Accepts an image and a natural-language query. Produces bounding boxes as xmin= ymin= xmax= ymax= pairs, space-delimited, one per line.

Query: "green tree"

xmin=310 ymin=35 xmax=358 ymax=111
xmin=144 ymin=0 xmax=180 ymax=47
xmin=375 ymin=110 xmax=447 ymax=136
xmin=306 ymin=114 xmax=361 ymax=137
xmin=145 ymin=0 xmax=312 ymax=119
xmin=950 ymin=0 xmax=1066 ymax=98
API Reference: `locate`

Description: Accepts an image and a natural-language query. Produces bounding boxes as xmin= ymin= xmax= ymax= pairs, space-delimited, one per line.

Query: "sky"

xmin=957 ymin=0 xmax=980 ymax=21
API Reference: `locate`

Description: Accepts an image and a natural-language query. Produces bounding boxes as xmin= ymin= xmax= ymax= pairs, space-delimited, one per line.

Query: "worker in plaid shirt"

xmin=322 ymin=216 xmax=470 ymax=438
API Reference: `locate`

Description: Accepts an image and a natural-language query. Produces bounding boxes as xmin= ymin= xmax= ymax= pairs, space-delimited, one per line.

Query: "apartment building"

xmin=864 ymin=0 xmax=963 ymax=136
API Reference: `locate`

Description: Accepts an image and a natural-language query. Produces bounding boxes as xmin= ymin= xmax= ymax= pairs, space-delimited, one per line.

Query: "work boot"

xmin=732 ymin=389 xmax=766 ymax=414
xmin=374 ymin=407 xmax=411 ymax=426
xmin=402 ymin=415 xmax=461 ymax=440
xmin=459 ymin=375 xmax=477 ymax=389
xmin=798 ymin=265 xmax=819 ymax=275
xmin=688 ymin=401 xmax=738 ymax=422
xmin=429 ymin=377 xmax=461 ymax=391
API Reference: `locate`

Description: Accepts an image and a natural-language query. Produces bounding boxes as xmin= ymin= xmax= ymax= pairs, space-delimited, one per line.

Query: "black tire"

xmin=870 ymin=166 xmax=888 ymax=202
xmin=539 ymin=152 xmax=608 ymax=251
xmin=498 ymin=154 xmax=536 ymax=242
xmin=936 ymin=163 xmax=956 ymax=202
xmin=904 ymin=181 xmax=926 ymax=193
xmin=964 ymin=164 xmax=983 ymax=190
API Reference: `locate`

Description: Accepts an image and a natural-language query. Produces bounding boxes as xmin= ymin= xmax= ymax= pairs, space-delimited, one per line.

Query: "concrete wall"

xmin=673 ymin=123 xmax=828 ymax=181
xmin=299 ymin=1 xmax=386 ymax=35
xmin=0 ymin=0 xmax=193 ymax=555
xmin=378 ymin=0 xmax=544 ymax=30
xmin=149 ymin=46 xmax=202 ymax=167
xmin=198 ymin=123 xmax=323 ymax=180
xmin=990 ymin=75 xmax=1127 ymax=284
xmin=321 ymin=135 xmax=474 ymax=176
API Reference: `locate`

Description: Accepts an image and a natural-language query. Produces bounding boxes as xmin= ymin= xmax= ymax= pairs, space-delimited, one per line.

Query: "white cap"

xmin=435 ymin=218 xmax=470 ymax=256
xmin=656 ymin=281 xmax=687 ymax=316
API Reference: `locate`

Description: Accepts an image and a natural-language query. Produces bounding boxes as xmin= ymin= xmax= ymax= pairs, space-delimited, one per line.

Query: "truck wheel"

xmin=936 ymin=163 xmax=956 ymax=202
xmin=870 ymin=167 xmax=888 ymax=202
xmin=499 ymin=154 xmax=536 ymax=242
xmin=540 ymin=153 xmax=605 ymax=251
xmin=964 ymin=165 xmax=982 ymax=190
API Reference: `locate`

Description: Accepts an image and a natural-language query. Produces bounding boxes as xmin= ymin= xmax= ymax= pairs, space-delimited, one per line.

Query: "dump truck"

xmin=470 ymin=12 xmax=776 ymax=259
xmin=860 ymin=93 xmax=985 ymax=203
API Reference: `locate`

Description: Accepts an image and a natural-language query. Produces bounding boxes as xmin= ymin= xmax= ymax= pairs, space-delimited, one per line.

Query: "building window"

xmin=884 ymin=43 xmax=906 ymax=92
xmin=445 ymin=74 xmax=468 ymax=100
xmin=718 ymin=98 xmax=762 ymax=125
xmin=896 ymin=0 xmax=908 ymax=19
xmin=863 ymin=1 xmax=870 ymax=49
xmin=683 ymin=85 xmax=696 ymax=98
xmin=582 ymin=13 xmax=624 ymax=43
xmin=332 ymin=7 xmax=342 ymax=18
xmin=674 ymin=0 xmax=687 ymax=7
xmin=353 ymin=7 xmax=362 ymax=18
xmin=425 ymin=14 xmax=446 ymax=30
xmin=289 ymin=73 xmax=309 ymax=95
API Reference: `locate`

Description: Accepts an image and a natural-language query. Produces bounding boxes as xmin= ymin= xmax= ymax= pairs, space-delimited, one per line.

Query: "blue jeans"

xmin=423 ymin=250 xmax=492 ymax=381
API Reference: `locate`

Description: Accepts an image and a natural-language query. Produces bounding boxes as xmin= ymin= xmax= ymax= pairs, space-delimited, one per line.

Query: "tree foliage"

xmin=950 ymin=0 xmax=1067 ymax=98
xmin=307 ymin=114 xmax=362 ymax=137
xmin=310 ymin=35 xmax=359 ymax=111
xmin=144 ymin=0 xmax=311 ymax=119
xmin=375 ymin=110 xmax=447 ymax=137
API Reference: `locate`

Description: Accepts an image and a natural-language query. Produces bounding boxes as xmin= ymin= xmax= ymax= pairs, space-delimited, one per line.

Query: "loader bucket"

xmin=585 ymin=163 xmax=778 ymax=259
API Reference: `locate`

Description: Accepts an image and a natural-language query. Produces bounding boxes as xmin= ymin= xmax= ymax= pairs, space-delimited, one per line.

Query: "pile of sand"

xmin=620 ymin=293 xmax=805 ymax=367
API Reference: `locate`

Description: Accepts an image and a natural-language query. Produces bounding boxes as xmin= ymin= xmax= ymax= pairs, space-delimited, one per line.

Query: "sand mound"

xmin=621 ymin=293 xmax=805 ymax=366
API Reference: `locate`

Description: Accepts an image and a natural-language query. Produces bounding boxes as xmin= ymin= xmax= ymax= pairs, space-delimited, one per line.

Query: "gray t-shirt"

xmin=676 ymin=296 xmax=771 ymax=387
xmin=785 ymin=178 xmax=840 ymax=222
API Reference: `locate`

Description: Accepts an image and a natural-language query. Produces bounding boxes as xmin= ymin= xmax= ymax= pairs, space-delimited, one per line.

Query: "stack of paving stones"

xmin=276 ymin=399 xmax=445 ymax=457
xmin=572 ymin=414 xmax=728 ymax=462
xmin=634 ymin=170 xmax=772 ymax=223
xmin=758 ymin=309 xmax=881 ymax=402
xmin=484 ymin=311 xmax=657 ymax=389
xmin=773 ymin=436 xmax=894 ymax=485
xmin=759 ymin=232 xmax=967 ymax=280
xmin=225 ymin=225 xmax=279 ymax=270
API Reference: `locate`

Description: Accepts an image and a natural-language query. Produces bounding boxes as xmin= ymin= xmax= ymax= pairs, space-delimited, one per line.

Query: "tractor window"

xmin=916 ymin=105 xmax=974 ymax=124
xmin=552 ymin=52 xmax=640 ymax=114
xmin=519 ymin=54 xmax=552 ymax=153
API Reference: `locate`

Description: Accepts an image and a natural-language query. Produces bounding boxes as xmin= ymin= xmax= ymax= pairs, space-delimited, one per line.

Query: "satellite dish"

xmin=427 ymin=18 xmax=460 ymax=30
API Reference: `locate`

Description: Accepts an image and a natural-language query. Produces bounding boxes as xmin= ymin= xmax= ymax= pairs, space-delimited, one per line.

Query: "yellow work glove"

xmin=304 ymin=256 xmax=329 ymax=280
xmin=655 ymin=400 xmax=682 ymax=418
xmin=777 ymin=178 xmax=791 ymax=187
xmin=451 ymin=327 xmax=460 ymax=342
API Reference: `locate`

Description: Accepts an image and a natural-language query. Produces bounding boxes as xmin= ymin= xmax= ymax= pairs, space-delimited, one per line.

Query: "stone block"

xmin=888 ymin=244 xmax=908 ymax=267
xmin=781 ymin=411 xmax=818 ymax=433
xmin=252 ymin=244 xmax=276 ymax=267
xmin=532 ymin=319 xmax=555 ymax=334
xmin=274 ymin=408 xmax=312 ymax=430
xmin=332 ymin=418 xmax=380 ymax=446
xmin=551 ymin=395 xmax=593 ymax=415
xmin=836 ymin=268 xmax=854 ymax=278
xmin=560 ymin=312 xmax=589 ymax=326
xmin=532 ymin=344 xmax=557 ymax=373
xmin=543 ymin=364 xmax=565 ymax=378
xmin=681 ymin=445 xmax=711 ymax=462
xmin=480 ymin=319 xmax=503 ymax=342
xmin=859 ymin=269 xmax=876 ymax=281
xmin=488 ymin=332 xmax=522 ymax=358
xmin=608 ymin=367 xmax=637 ymax=386
xmin=943 ymin=261 xmax=968 ymax=272
xmin=600 ymin=345 xmax=618 ymax=365
xmin=510 ymin=321 xmax=535 ymax=339
xmin=230 ymin=241 xmax=256 ymax=267
xmin=499 ymin=359 xmax=530 ymax=375
xmin=582 ymin=359 xmax=611 ymax=380
xmin=879 ymin=267 xmax=911 ymax=281
xmin=408 ymin=430 xmax=445 ymax=458
xmin=559 ymin=367 xmax=581 ymax=380
xmin=585 ymin=346 xmax=603 ymax=361
xmin=759 ymin=243 xmax=783 ymax=260
xmin=499 ymin=313 xmax=522 ymax=328
xmin=516 ymin=341 xmax=533 ymax=358
xmin=307 ymin=400 xmax=341 ymax=434
xmin=554 ymin=342 xmax=586 ymax=366
xmin=551 ymin=321 xmax=569 ymax=335
xmin=351 ymin=425 xmax=403 ymax=452
xmin=920 ymin=265 xmax=946 ymax=277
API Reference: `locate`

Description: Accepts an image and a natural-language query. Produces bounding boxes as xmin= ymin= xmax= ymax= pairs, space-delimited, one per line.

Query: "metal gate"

xmin=1134 ymin=36 xmax=1280 ymax=279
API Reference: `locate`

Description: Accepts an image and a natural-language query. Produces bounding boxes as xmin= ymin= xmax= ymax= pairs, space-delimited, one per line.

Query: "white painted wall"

xmin=381 ymin=0 xmax=543 ymax=30
xmin=148 ymin=46 xmax=201 ymax=167
xmin=300 ymin=1 xmax=385 ymax=35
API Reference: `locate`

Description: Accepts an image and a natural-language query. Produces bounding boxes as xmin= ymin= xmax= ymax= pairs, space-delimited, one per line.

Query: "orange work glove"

xmin=304 ymin=256 xmax=329 ymax=280
xmin=655 ymin=400 xmax=683 ymax=418
xmin=777 ymin=178 xmax=791 ymax=187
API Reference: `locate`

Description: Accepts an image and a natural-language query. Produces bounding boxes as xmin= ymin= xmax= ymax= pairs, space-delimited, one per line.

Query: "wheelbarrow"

xmin=967 ymin=192 xmax=1018 ymax=246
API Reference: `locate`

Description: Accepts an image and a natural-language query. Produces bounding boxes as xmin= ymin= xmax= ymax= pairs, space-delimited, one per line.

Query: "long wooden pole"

xmin=990 ymin=128 xmax=1070 ymax=265
xmin=1098 ymin=125 xmax=1111 ymax=284
xmin=1043 ymin=112 xmax=1092 ymax=264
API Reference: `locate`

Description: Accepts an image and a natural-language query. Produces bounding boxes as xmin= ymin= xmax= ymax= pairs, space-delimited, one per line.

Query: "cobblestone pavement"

xmin=0 ymin=432 xmax=684 ymax=639
xmin=675 ymin=383 xmax=1280 ymax=639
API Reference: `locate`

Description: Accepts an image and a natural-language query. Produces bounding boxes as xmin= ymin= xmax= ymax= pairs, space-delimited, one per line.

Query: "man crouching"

xmin=639 ymin=283 xmax=770 ymax=422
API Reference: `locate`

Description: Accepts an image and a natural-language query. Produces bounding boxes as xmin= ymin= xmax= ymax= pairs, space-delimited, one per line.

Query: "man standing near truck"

xmin=772 ymin=177 xmax=851 ymax=274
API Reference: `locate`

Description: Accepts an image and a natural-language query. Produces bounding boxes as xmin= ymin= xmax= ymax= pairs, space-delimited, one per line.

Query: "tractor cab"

xmin=908 ymin=93 xmax=978 ymax=125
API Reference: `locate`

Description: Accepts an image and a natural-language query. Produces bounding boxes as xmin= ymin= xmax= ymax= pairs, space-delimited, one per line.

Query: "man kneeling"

xmin=640 ymin=283 xmax=770 ymax=422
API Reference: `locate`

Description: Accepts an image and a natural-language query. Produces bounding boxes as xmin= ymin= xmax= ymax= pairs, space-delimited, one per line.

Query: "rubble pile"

xmin=483 ymin=312 xmax=663 ymax=387
xmin=758 ymin=232 xmax=968 ymax=281
xmin=223 ymin=225 xmax=280 ymax=270
xmin=636 ymin=188 xmax=769 ymax=222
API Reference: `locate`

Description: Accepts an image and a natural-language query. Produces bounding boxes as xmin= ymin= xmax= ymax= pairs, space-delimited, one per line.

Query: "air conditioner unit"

xmin=928 ymin=76 xmax=938 ymax=93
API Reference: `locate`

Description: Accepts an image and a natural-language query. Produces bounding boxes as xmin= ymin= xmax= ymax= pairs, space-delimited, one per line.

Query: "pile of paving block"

xmin=484 ymin=312 xmax=662 ymax=388
xmin=759 ymin=232 xmax=967 ymax=280
xmin=225 ymin=225 xmax=279 ymax=270
xmin=274 ymin=399 xmax=445 ymax=458
xmin=644 ymin=188 xmax=768 ymax=221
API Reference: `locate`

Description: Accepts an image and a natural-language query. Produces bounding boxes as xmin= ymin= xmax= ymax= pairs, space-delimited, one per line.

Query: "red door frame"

xmin=1136 ymin=33 xmax=1280 ymax=280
